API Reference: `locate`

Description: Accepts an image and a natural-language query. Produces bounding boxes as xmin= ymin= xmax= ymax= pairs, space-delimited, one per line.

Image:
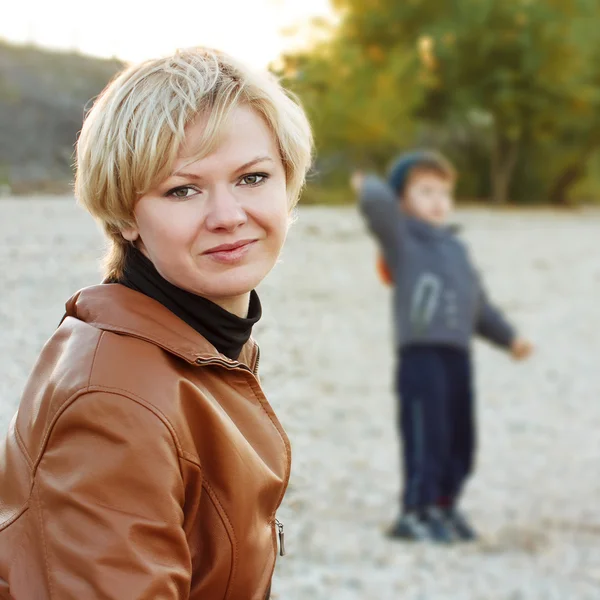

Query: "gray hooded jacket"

xmin=360 ymin=176 xmax=515 ymax=351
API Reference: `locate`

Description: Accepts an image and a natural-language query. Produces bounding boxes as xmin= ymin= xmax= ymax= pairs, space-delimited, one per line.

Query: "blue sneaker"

xmin=386 ymin=511 xmax=430 ymax=541
xmin=441 ymin=507 xmax=478 ymax=541
xmin=422 ymin=506 xmax=455 ymax=544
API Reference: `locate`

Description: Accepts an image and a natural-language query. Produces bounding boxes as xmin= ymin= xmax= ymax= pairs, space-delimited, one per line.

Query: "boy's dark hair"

xmin=388 ymin=150 xmax=456 ymax=196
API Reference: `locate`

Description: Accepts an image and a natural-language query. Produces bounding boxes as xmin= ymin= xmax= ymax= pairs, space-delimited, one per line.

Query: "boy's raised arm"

xmin=353 ymin=173 xmax=405 ymax=253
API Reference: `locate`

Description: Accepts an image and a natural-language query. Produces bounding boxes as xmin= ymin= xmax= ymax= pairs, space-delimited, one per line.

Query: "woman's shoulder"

xmin=47 ymin=309 xmax=181 ymax=396
xmin=16 ymin=283 xmax=240 ymax=469
xmin=12 ymin=322 xmax=197 ymax=481
xmin=85 ymin=325 xmax=202 ymax=415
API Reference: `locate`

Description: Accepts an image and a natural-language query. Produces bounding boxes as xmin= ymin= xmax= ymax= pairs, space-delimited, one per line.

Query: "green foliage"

xmin=277 ymin=17 xmax=423 ymax=175
xmin=282 ymin=0 xmax=600 ymax=204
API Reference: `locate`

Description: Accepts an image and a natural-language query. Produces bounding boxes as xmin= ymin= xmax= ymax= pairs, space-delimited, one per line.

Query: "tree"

xmin=277 ymin=19 xmax=422 ymax=182
xmin=282 ymin=0 xmax=600 ymax=204
xmin=409 ymin=0 xmax=600 ymax=203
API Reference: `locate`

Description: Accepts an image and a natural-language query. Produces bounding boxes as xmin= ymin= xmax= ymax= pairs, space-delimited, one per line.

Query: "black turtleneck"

xmin=115 ymin=246 xmax=261 ymax=360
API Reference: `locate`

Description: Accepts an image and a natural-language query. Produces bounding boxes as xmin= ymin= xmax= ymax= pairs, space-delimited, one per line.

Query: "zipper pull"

xmin=275 ymin=519 xmax=286 ymax=556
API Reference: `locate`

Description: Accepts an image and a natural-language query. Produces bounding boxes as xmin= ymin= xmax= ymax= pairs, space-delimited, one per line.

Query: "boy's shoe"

xmin=441 ymin=507 xmax=478 ymax=541
xmin=421 ymin=506 xmax=455 ymax=544
xmin=386 ymin=511 xmax=430 ymax=541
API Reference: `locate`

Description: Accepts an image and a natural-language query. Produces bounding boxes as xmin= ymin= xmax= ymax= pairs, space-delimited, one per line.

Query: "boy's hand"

xmin=510 ymin=337 xmax=534 ymax=361
xmin=350 ymin=171 xmax=365 ymax=193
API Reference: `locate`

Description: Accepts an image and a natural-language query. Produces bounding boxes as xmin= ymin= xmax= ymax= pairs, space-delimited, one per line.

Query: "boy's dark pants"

xmin=396 ymin=345 xmax=475 ymax=511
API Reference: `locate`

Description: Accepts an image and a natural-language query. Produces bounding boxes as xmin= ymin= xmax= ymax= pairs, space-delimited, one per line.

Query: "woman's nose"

xmin=205 ymin=187 xmax=248 ymax=232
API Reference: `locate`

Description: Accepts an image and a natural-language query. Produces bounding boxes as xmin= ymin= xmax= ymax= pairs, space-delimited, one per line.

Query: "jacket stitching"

xmin=32 ymin=386 xmax=187 ymax=472
xmin=256 ymin=534 xmax=278 ymax=597
xmin=8 ymin=505 xmax=30 ymax=573
xmin=0 ymin=503 xmax=28 ymax=532
xmin=84 ymin=330 xmax=186 ymax=460
xmin=243 ymin=374 xmax=291 ymax=579
xmin=29 ymin=390 xmax=190 ymax=598
xmin=14 ymin=425 xmax=33 ymax=471
xmin=87 ymin=321 xmax=198 ymax=362
xmin=28 ymin=390 xmax=189 ymax=597
xmin=87 ymin=330 xmax=104 ymax=388
xmin=33 ymin=485 xmax=55 ymax=599
xmin=245 ymin=376 xmax=287 ymax=446
xmin=244 ymin=377 xmax=291 ymax=512
xmin=33 ymin=331 xmax=104 ymax=457
xmin=88 ymin=385 xmax=205 ymax=467
xmin=180 ymin=451 xmax=201 ymax=467
xmin=19 ymin=329 xmax=266 ymax=596
xmin=85 ymin=386 xmax=185 ymax=455
xmin=0 ymin=422 xmax=33 ymax=534
xmin=201 ymin=480 xmax=237 ymax=600
xmin=86 ymin=321 xmax=257 ymax=370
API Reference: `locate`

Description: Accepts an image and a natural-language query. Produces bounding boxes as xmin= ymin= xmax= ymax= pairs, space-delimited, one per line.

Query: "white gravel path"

xmin=1 ymin=198 xmax=599 ymax=599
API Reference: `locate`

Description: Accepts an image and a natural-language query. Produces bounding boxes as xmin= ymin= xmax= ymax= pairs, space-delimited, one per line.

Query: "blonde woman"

xmin=0 ymin=48 xmax=312 ymax=600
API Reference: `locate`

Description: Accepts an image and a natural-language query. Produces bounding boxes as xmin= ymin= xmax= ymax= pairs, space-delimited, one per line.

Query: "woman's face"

xmin=122 ymin=105 xmax=289 ymax=315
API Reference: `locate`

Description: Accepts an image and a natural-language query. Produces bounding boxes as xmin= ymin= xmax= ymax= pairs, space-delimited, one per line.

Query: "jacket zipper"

xmin=194 ymin=344 xmax=261 ymax=376
xmin=196 ymin=346 xmax=285 ymax=595
xmin=275 ymin=519 xmax=285 ymax=556
xmin=253 ymin=346 xmax=261 ymax=375
xmin=195 ymin=356 xmax=250 ymax=372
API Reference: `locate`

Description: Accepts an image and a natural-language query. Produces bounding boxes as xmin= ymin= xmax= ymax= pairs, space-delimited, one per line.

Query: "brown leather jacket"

xmin=0 ymin=284 xmax=291 ymax=600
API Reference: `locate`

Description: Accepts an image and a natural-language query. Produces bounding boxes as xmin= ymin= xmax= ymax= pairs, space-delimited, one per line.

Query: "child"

xmin=352 ymin=150 xmax=533 ymax=543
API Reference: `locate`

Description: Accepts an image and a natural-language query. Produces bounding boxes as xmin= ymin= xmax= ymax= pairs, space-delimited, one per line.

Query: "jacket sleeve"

xmin=358 ymin=175 xmax=405 ymax=267
xmin=475 ymin=276 xmax=516 ymax=350
xmin=32 ymin=391 xmax=192 ymax=600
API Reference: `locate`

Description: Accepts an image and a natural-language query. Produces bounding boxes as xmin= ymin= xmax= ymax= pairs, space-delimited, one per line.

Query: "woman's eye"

xmin=239 ymin=173 xmax=267 ymax=186
xmin=167 ymin=186 xmax=198 ymax=199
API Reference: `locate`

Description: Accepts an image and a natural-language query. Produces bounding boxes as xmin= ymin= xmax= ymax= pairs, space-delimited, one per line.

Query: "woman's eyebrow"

xmin=170 ymin=170 xmax=204 ymax=181
xmin=234 ymin=156 xmax=274 ymax=173
xmin=171 ymin=156 xmax=274 ymax=180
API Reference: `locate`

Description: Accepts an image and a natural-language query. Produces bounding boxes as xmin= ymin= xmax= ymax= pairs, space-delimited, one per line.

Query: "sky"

xmin=0 ymin=0 xmax=336 ymax=67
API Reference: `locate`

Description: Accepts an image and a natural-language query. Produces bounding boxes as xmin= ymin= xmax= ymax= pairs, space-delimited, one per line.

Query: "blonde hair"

xmin=75 ymin=47 xmax=313 ymax=279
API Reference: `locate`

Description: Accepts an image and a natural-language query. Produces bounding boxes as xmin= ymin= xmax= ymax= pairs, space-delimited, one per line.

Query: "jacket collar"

xmin=64 ymin=284 xmax=259 ymax=372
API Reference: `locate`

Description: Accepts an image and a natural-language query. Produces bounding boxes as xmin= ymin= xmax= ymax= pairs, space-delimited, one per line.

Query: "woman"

xmin=0 ymin=47 xmax=312 ymax=599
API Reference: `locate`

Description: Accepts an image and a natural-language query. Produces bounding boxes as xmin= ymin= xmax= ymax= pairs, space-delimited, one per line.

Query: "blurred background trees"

xmin=2 ymin=0 xmax=600 ymax=204
xmin=279 ymin=0 xmax=600 ymax=204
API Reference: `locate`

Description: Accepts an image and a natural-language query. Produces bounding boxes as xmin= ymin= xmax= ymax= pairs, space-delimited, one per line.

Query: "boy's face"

xmin=400 ymin=170 xmax=454 ymax=226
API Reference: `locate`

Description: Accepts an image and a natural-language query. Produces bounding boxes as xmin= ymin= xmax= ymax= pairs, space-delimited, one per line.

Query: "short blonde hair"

xmin=75 ymin=47 xmax=313 ymax=280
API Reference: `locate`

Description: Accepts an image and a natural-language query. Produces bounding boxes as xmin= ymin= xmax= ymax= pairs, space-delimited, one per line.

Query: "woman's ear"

xmin=121 ymin=226 xmax=139 ymax=242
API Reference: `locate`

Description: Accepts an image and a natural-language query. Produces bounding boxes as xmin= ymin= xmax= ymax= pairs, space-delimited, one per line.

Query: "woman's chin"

xmin=193 ymin=273 xmax=264 ymax=303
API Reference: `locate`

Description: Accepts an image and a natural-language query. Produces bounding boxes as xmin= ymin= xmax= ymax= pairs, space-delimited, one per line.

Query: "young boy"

xmin=352 ymin=150 xmax=533 ymax=543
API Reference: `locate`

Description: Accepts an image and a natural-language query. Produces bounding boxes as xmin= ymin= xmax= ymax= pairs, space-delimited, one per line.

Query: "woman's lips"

xmin=203 ymin=239 xmax=257 ymax=264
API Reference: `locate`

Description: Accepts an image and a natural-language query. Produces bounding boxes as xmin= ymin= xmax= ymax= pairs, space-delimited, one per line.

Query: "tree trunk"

xmin=490 ymin=132 xmax=520 ymax=204
xmin=548 ymin=132 xmax=600 ymax=205
xmin=547 ymin=165 xmax=584 ymax=206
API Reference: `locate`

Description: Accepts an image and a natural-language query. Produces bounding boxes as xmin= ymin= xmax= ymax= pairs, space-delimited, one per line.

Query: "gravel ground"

xmin=1 ymin=198 xmax=599 ymax=599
